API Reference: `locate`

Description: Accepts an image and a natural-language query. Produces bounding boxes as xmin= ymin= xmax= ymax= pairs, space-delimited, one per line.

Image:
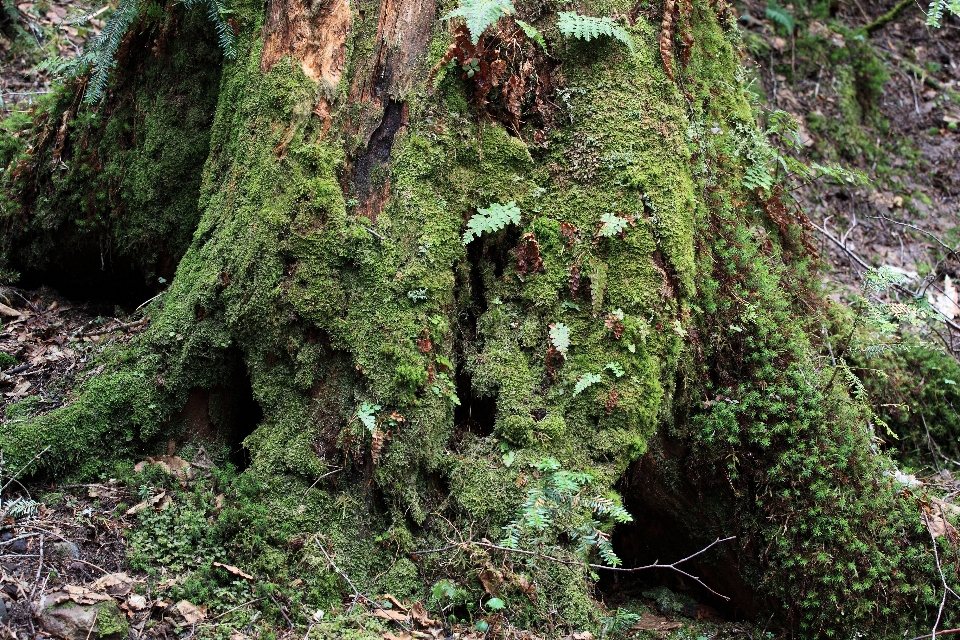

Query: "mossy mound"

xmin=0 ymin=0 xmax=955 ymax=637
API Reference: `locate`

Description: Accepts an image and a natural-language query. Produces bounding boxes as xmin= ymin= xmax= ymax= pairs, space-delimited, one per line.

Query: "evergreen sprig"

xmin=556 ymin=12 xmax=635 ymax=54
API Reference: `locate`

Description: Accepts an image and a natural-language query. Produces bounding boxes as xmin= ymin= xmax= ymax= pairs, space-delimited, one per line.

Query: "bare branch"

xmin=411 ymin=536 xmax=736 ymax=601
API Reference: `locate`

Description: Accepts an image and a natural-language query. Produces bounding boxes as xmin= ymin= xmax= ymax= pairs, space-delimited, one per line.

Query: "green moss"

xmin=0 ymin=3 xmax=222 ymax=284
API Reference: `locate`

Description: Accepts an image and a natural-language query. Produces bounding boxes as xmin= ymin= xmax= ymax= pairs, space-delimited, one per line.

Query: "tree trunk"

xmin=0 ymin=0 xmax=952 ymax=636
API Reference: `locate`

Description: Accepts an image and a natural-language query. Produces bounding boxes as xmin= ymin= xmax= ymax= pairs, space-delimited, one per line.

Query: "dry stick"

xmin=314 ymin=536 xmax=412 ymax=632
xmin=412 ymin=536 xmax=736 ymax=601
xmin=863 ymin=214 xmax=956 ymax=255
xmin=922 ymin=510 xmax=949 ymax=640
xmin=908 ymin=631 xmax=960 ymax=640
xmin=268 ymin=592 xmax=295 ymax=630
xmin=811 ymin=221 xmax=960 ymax=335
xmin=83 ymin=608 xmax=100 ymax=640
xmin=210 ymin=597 xmax=267 ymax=621
xmin=0 ymin=445 xmax=51 ymax=493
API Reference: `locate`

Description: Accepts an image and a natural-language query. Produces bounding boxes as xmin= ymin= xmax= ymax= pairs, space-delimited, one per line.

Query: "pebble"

xmin=52 ymin=541 xmax=80 ymax=560
xmin=9 ymin=539 xmax=26 ymax=554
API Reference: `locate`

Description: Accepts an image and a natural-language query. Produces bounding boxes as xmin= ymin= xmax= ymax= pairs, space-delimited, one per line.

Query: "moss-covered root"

xmin=0 ymin=0 xmax=953 ymax=637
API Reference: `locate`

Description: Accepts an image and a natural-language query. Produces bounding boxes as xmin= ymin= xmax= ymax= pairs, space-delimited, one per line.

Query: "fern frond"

xmin=442 ymin=0 xmax=515 ymax=44
xmin=462 ymin=201 xmax=521 ymax=243
xmin=557 ymin=12 xmax=635 ymax=54
xmin=82 ymin=0 xmax=141 ymax=103
xmin=573 ymin=372 xmax=602 ymax=396
xmin=202 ymin=0 xmax=237 ymax=59
xmin=515 ymin=19 xmax=546 ymax=49
xmin=925 ymin=0 xmax=959 ymax=26
xmin=765 ymin=1 xmax=795 ymax=32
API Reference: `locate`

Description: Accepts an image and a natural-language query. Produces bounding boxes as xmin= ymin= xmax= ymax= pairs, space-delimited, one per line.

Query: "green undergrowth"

xmin=0 ymin=2 xmax=222 ymax=283
xmin=1 ymin=0 xmax=956 ymax=637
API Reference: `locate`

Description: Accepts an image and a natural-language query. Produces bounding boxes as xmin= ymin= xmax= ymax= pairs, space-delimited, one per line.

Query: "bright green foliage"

xmin=549 ymin=322 xmax=570 ymax=356
xmin=357 ymin=402 xmax=381 ymax=433
xmin=501 ymin=459 xmax=632 ymax=567
xmin=598 ymin=211 xmax=629 ymax=237
xmin=572 ymin=373 xmax=602 ymax=397
xmin=442 ymin=0 xmax=515 ymax=44
xmin=515 ymin=19 xmax=545 ymax=49
xmin=765 ymin=1 xmax=795 ymax=33
xmin=927 ymin=0 xmax=960 ymax=26
xmin=600 ymin=608 xmax=642 ymax=639
xmin=461 ymin=201 xmax=521 ymax=244
xmin=557 ymin=12 xmax=635 ymax=55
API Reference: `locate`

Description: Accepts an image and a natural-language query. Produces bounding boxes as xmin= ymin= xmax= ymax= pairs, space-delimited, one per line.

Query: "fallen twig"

xmin=411 ymin=536 xmax=736 ymax=600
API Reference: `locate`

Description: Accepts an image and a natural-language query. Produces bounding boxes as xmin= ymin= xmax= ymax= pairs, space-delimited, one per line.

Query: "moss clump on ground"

xmin=0 ymin=3 xmax=222 ymax=285
xmin=1 ymin=0 xmax=956 ymax=638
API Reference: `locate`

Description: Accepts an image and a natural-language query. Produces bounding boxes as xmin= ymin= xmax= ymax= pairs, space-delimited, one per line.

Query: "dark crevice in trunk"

xmin=350 ymin=99 xmax=406 ymax=221
xmin=452 ymin=239 xmax=497 ymax=438
xmin=174 ymin=353 xmax=263 ymax=470
xmin=599 ymin=433 xmax=760 ymax=622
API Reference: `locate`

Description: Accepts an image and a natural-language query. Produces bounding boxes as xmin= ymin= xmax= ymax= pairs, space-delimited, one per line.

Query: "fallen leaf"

xmin=125 ymin=491 xmax=166 ymax=515
xmin=175 ymin=600 xmax=206 ymax=624
xmin=212 ymin=562 xmax=253 ymax=580
xmin=631 ymin=612 xmax=683 ymax=632
xmin=409 ymin=601 xmax=438 ymax=626
xmin=127 ymin=595 xmax=148 ymax=611
xmin=92 ymin=573 xmax=134 ymax=597
xmin=383 ymin=633 xmax=412 ymax=640
xmin=381 ymin=594 xmax=408 ymax=611
xmin=0 ymin=303 xmax=22 ymax=318
xmin=374 ymin=609 xmax=410 ymax=623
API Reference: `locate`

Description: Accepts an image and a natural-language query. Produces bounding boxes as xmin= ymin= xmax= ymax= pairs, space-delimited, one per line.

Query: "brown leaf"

xmin=381 ymin=594 xmax=408 ymax=612
xmin=374 ymin=609 xmax=410 ymax=622
xmin=175 ymin=600 xmax=207 ymax=624
xmin=125 ymin=491 xmax=167 ymax=515
xmin=515 ymin=233 xmax=544 ymax=276
xmin=478 ymin=569 xmax=501 ymax=595
xmin=212 ymin=562 xmax=253 ymax=580
xmin=0 ymin=303 xmax=23 ymax=318
xmin=409 ymin=601 xmax=438 ymax=627
xmin=92 ymin=573 xmax=134 ymax=597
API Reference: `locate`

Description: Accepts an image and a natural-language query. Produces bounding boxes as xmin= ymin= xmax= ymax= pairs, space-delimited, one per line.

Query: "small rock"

xmin=52 ymin=541 xmax=81 ymax=560
xmin=0 ymin=596 xmax=8 ymax=623
xmin=40 ymin=600 xmax=129 ymax=640
xmin=9 ymin=539 xmax=26 ymax=554
xmin=0 ymin=532 xmax=12 ymax=543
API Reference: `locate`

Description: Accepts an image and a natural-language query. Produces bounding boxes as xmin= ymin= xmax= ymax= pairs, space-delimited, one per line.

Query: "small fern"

xmin=442 ymin=0 xmax=515 ymax=44
xmin=515 ymin=19 xmax=546 ymax=49
xmin=500 ymin=462 xmax=633 ymax=567
xmin=743 ymin=163 xmax=774 ymax=192
xmin=557 ymin=12 xmax=634 ymax=54
xmin=573 ymin=372 xmax=603 ymax=396
xmin=462 ymin=201 xmax=521 ymax=244
xmin=765 ymin=0 xmax=795 ymax=33
xmin=549 ymin=322 xmax=571 ymax=356
xmin=926 ymin=0 xmax=960 ymax=26
xmin=357 ymin=402 xmax=381 ymax=433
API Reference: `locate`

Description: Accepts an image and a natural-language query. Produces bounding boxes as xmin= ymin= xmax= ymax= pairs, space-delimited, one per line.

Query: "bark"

xmin=0 ymin=0 xmax=953 ymax=636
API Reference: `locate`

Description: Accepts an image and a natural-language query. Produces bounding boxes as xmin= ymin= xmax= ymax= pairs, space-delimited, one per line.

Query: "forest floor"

xmin=2 ymin=0 xmax=960 ymax=639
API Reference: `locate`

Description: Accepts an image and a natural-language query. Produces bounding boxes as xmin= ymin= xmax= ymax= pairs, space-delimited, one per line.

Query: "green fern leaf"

xmin=443 ymin=0 xmax=515 ymax=44
xmin=549 ymin=322 xmax=571 ymax=356
xmin=557 ymin=12 xmax=634 ymax=54
xmin=462 ymin=201 xmax=521 ymax=244
xmin=573 ymin=372 xmax=603 ymax=396
xmin=515 ymin=19 xmax=546 ymax=49
xmin=765 ymin=1 xmax=795 ymax=32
